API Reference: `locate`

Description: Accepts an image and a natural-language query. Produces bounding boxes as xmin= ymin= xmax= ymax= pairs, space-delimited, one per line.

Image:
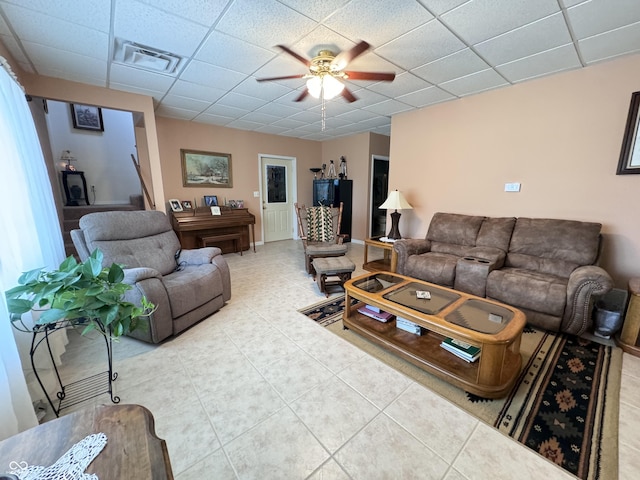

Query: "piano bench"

xmin=198 ymin=233 xmax=242 ymax=255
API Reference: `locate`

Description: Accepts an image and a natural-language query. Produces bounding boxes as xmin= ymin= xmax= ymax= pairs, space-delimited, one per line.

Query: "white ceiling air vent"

xmin=113 ymin=39 xmax=183 ymax=75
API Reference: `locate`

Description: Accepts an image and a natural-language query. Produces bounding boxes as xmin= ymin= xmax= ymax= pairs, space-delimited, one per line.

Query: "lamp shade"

xmin=306 ymin=74 xmax=345 ymax=100
xmin=379 ymin=190 xmax=412 ymax=210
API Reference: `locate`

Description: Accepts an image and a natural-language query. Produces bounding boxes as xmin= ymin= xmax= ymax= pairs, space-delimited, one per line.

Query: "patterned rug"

xmin=299 ymin=295 xmax=622 ymax=480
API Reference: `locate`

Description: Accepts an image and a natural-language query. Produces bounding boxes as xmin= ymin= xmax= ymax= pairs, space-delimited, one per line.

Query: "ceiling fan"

xmin=256 ymin=41 xmax=395 ymax=103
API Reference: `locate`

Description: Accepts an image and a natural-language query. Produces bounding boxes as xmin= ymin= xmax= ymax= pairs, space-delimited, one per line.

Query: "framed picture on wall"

xmin=70 ymin=104 xmax=104 ymax=131
xmin=181 ymin=149 xmax=233 ymax=187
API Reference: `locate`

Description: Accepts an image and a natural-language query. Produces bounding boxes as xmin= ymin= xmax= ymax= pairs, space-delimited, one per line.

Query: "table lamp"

xmin=379 ymin=189 xmax=412 ymax=240
xmin=60 ymin=150 xmax=77 ymax=171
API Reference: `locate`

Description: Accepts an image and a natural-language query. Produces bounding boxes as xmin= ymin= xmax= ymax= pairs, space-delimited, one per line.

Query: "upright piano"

xmin=170 ymin=207 xmax=256 ymax=253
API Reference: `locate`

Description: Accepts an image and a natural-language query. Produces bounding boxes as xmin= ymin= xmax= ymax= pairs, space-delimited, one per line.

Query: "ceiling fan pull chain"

xmin=321 ymin=88 xmax=326 ymax=131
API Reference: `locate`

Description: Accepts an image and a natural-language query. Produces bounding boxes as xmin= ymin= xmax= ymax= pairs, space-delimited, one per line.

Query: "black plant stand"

xmin=28 ymin=320 xmax=119 ymax=418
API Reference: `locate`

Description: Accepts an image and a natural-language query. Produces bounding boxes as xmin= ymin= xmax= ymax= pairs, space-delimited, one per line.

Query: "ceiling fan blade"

xmin=276 ymin=45 xmax=310 ymax=67
xmin=341 ymin=87 xmax=357 ymax=103
xmin=256 ymin=74 xmax=306 ymax=82
xmin=294 ymin=89 xmax=309 ymax=102
xmin=332 ymin=41 xmax=371 ymax=70
xmin=344 ymin=71 xmax=396 ymax=82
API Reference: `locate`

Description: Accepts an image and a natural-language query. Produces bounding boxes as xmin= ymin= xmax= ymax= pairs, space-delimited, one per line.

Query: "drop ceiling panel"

xmin=113 ymin=0 xmax=209 ymax=57
xmin=412 ymin=48 xmax=490 ymax=84
xmin=195 ymin=31 xmax=275 ymax=74
xmin=22 ymin=41 xmax=107 ymax=81
xmin=1 ymin=3 xmax=108 ymax=60
xmin=135 ymin=0 xmax=229 ymax=27
xmin=155 ymin=104 xmax=199 ymax=120
xmin=204 ymin=103 xmax=250 ymax=118
xmin=254 ymin=102 xmax=301 ymax=117
xmin=216 ymin=92 xmax=267 ymax=111
xmin=168 ymin=80 xmax=227 ymax=103
xmin=441 ymin=0 xmax=560 ymax=45
xmin=579 ymin=22 xmax=640 ymax=64
xmin=367 ymin=72 xmax=432 ymax=97
xmin=362 ymin=99 xmax=413 ymax=116
xmin=567 ymin=0 xmax=640 ymax=40
xmin=323 ymin=0 xmax=434 ymax=47
xmin=396 ymin=86 xmax=455 ymax=108
xmin=194 ymin=112 xmax=235 ymax=126
xmin=440 ymin=68 xmax=509 ymax=97
xmin=474 ymin=13 xmax=572 ymax=66
xmin=4 ymin=0 xmax=111 ymax=32
xmin=233 ymin=76 xmax=292 ymax=101
xmin=335 ymin=109 xmax=381 ymax=123
xmin=161 ymin=94 xmax=211 ymax=112
xmin=215 ymin=0 xmax=316 ymax=48
xmin=180 ymin=60 xmax=246 ymax=89
xmin=496 ymin=44 xmax=581 ymax=83
xmin=376 ymin=20 xmax=466 ymax=70
xmin=277 ymin=0 xmax=350 ymax=22
xmin=417 ymin=0 xmax=470 ymax=16
xmin=110 ymin=63 xmax=176 ymax=91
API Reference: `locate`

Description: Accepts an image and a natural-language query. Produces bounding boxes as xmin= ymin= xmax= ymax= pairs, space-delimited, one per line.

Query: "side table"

xmin=62 ymin=170 xmax=90 ymax=206
xmin=363 ymin=236 xmax=398 ymax=272
xmin=0 ymin=404 xmax=174 ymax=479
xmin=617 ymin=278 xmax=640 ymax=357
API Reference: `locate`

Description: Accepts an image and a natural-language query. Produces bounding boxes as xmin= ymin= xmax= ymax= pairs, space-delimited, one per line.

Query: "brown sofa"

xmin=394 ymin=212 xmax=613 ymax=335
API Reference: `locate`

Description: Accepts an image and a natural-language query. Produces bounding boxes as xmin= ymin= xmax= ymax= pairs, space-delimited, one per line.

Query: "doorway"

xmin=259 ymin=155 xmax=296 ymax=243
xmin=369 ymin=156 xmax=389 ymax=237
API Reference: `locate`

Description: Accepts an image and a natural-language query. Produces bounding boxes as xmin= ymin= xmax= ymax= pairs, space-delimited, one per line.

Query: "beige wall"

xmin=390 ymin=53 xmax=640 ymax=287
xmin=155 ymin=117 xmax=322 ymax=241
xmin=321 ymin=132 xmax=390 ymax=240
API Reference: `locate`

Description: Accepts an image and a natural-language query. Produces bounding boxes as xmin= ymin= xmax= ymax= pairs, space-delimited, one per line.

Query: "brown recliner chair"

xmin=71 ymin=210 xmax=231 ymax=343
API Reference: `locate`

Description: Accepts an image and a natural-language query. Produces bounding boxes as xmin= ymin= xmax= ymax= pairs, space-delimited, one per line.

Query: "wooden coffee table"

xmin=343 ymin=272 xmax=526 ymax=398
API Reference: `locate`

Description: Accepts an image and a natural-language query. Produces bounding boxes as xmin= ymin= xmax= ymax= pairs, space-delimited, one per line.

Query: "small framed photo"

xmin=169 ymin=199 xmax=183 ymax=212
xmin=228 ymin=200 xmax=237 ymax=208
xmin=204 ymin=195 xmax=218 ymax=206
xmin=181 ymin=200 xmax=193 ymax=210
xmin=210 ymin=206 xmax=221 ymax=215
xmin=236 ymin=200 xmax=244 ymax=208
xmin=70 ymin=104 xmax=104 ymax=131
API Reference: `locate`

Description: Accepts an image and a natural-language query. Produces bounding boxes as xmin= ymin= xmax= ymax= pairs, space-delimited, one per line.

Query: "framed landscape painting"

xmin=181 ymin=149 xmax=233 ymax=187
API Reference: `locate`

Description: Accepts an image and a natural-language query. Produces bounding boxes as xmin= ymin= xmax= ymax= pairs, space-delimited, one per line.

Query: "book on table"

xmin=396 ymin=316 xmax=423 ymax=335
xmin=357 ymin=305 xmax=394 ymax=322
xmin=440 ymin=337 xmax=481 ymax=362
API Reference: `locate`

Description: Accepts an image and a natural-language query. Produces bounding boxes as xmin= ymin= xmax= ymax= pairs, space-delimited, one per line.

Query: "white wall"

xmin=46 ymin=100 xmax=141 ymax=205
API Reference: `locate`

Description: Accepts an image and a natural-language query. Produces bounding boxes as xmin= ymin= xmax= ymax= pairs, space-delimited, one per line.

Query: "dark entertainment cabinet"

xmin=313 ymin=179 xmax=352 ymax=242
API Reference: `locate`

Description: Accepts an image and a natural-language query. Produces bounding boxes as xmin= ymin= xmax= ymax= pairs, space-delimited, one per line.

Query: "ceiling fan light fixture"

xmin=306 ymin=74 xmax=345 ymax=100
xmin=323 ymin=74 xmax=345 ymax=99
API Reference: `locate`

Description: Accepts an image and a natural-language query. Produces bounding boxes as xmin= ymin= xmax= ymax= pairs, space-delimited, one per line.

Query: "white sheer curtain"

xmin=0 ymin=58 xmax=66 ymax=440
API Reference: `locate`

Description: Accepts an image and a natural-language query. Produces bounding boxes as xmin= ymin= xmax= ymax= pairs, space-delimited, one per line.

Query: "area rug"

xmin=299 ymin=296 xmax=622 ymax=480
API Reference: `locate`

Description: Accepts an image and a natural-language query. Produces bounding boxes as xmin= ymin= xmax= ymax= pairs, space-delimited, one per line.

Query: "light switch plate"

xmin=253 ymin=191 xmax=259 ymax=197
xmin=504 ymin=182 xmax=521 ymax=192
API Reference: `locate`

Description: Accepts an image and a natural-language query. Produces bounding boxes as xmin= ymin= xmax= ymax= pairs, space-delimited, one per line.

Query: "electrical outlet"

xmin=253 ymin=191 xmax=259 ymax=197
xmin=504 ymin=182 xmax=521 ymax=192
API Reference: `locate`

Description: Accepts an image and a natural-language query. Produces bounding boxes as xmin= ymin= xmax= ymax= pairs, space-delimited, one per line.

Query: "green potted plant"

xmin=5 ymin=249 xmax=154 ymax=338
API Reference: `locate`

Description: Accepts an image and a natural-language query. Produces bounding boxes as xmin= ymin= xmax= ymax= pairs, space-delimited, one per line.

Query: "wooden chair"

xmin=294 ymin=202 xmax=348 ymax=276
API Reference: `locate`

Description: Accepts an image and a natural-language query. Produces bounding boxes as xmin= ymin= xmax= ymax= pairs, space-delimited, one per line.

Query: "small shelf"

xmin=57 ymin=371 xmax=119 ymax=412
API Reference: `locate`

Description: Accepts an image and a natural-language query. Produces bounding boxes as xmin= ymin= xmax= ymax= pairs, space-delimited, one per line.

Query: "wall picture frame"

xmin=181 ymin=149 xmax=233 ymax=187
xmin=70 ymin=104 xmax=104 ymax=131
xmin=617 ymin=91 xmax=640 ymax=174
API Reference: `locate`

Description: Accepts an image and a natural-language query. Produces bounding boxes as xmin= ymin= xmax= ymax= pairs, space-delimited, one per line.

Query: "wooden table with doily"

xmin=0 ymin=404 xmax=173 ymax=479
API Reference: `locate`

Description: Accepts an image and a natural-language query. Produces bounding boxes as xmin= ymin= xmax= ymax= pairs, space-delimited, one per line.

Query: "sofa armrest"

xmin=393 ymin=239 xmax=431 ymax=275
xmin=561 ymin=265 xmax=614 ymax=335
xmin=123 ymin=267 xmax=162 ymax=284
xmin=178 ymin=247 xmax=223 ymax=265
xmin=465 ymin=246 xmax=506 ymax=268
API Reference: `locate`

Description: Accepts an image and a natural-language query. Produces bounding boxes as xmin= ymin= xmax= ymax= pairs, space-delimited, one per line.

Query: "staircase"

xmin=62 ymin=194 xmax=144 ymax=258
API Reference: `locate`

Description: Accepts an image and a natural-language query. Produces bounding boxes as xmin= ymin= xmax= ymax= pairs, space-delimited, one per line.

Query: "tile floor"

xmin=54 ymin=240 xmax=640 ymax=479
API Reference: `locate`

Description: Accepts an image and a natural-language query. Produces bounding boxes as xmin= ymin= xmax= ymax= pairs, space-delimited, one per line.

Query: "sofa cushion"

xmin=505 ymin=218 xmax=601 ymax=278
xmin=487 ymin=267 xmax=567 ymax=317
xmin=476 ymin=217 xmax=516 ymax=251
xmin=426 ymin=213 xmax=485 ymax=246
xmin=405 ymin=252 xmax=459 ymax=287
xmin=162 ymin=264 xmax=224 ymax=318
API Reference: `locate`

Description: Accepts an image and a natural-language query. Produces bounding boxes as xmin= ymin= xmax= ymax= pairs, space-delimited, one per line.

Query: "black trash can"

xmin=592 ymin=288 xmax=628 ymax=338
